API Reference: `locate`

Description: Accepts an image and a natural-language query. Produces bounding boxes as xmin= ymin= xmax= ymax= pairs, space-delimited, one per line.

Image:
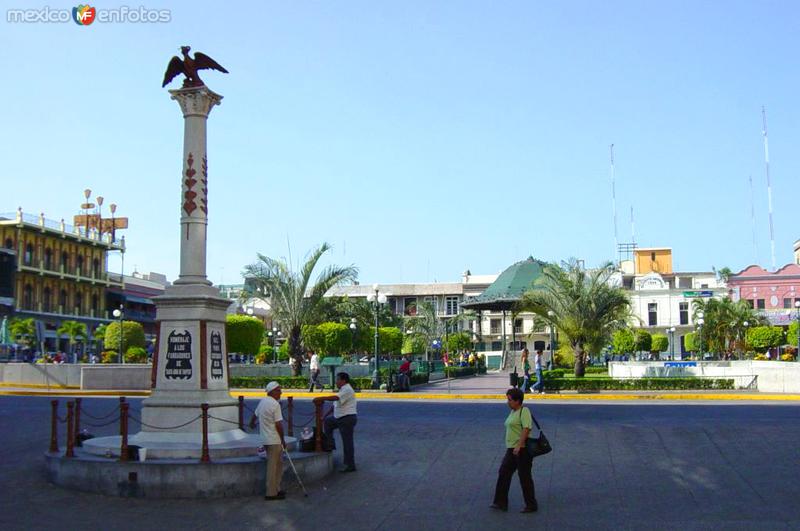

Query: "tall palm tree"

xmin=57 ymin=320 xmax=87 ymax=361
xmin=518 ymin=260 xmax=631 ymax=377
xmin=243 ymin=242 xmax=358 ymax=375
xmin=9 ymin=317 xmax=36 ymax=349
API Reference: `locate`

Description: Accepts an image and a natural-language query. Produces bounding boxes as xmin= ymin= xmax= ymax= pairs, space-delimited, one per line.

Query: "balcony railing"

xmin=18 ymin=261 xmax=123 ymax=286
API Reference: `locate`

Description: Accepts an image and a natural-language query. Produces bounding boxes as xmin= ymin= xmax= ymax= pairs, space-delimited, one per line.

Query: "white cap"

xmin=265 ymin=381 xmax=280 ymax=393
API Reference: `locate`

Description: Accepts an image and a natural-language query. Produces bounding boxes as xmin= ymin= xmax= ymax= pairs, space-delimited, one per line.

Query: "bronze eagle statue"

xmin=162 ymin=46 xmax=228 ymax=88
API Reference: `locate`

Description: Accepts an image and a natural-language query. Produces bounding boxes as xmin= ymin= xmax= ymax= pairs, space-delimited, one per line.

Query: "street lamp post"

xmin=697 ymin=313 xmax=705 ymax=361
xmin=794 ymin=302 xmax=800 ymax=361
xmin=547 ymin=310 xmax=556 ymax=370
xmin=366 ymin=284 xmax=387 ymax=390
xmin=112 ymin=304 xmax=124 ymax=364
xmin=741 ymin=321 xmax=749 ymax=360
xmin=666 ymin=327 xmax=676 ymax=360
xmin=349 ymin=318 xmax=357 ymax=363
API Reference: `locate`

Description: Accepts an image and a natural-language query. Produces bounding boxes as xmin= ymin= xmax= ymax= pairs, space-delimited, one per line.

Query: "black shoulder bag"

xmin=521 ymin=408 xmax=552 ymax=458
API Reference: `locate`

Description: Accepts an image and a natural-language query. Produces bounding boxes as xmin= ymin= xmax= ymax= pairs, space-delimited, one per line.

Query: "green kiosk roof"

xmin=461 ymin=257 xmax=548 ymax=312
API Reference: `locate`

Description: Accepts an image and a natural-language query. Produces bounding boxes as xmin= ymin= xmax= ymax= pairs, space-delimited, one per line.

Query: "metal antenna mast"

xmin=630 ymin=206 xmax=636 ymax=244
xmin=749 ymin=175 xmax=758 ymax=265
xmin=610 ymin=144 xmax=618 ymax=264
xmin=762 ymin=107 xmax=777 ymax=271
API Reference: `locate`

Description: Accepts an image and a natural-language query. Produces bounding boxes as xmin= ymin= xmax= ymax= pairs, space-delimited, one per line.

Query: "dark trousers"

xmin=309 ymin=369 xmax=323 ymax=392
xmin=493 ymin=448 xmax=536 ymax=509
xmin=324 ymin=414 xmax=357 ymax=468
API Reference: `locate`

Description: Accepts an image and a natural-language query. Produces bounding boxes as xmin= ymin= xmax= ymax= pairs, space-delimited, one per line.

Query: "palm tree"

xmin=518 ymin=260 xmax=631 ymax=377
xmin=9 ymin=317 xmax=36 ymax=350
xmin=403 ymin=301 xmax=466 ymax=361
xmin=57 ymin=320 xmax=88 ymax=362
xmin=243 ymin=242 xmax=358 ymax=376
xmin=691 ymin=298 xmax=766 ymax=358
xmin=93 ymin=323 xmax=109 ymax=353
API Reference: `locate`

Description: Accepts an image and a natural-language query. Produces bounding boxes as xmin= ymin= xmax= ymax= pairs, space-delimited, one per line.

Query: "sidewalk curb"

xmin=2 ymin=388 xmax=800 ymax=401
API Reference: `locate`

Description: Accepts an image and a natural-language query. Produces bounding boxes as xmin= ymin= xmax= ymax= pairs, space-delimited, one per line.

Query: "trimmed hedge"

xmin=229 ymin=376 xmax=371 ymax=391
xmin=444 ymin=366 xmax=487 ymax=378
xmin=545 ymin=377 xmax=734 ymax=391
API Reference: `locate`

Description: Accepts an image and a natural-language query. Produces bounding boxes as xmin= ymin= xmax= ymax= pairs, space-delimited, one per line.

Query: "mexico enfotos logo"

xmin=7 ymin=5 xmax=171 ymax=24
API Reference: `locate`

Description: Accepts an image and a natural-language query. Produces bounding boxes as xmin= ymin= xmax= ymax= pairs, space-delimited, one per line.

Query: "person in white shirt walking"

xmin=249 ymin=381 xmax=287 ymax=500
xmin=308 ymin=350 xmax=323 ymax=392
xmin=313 ymin=372 xmax=358 ymax=472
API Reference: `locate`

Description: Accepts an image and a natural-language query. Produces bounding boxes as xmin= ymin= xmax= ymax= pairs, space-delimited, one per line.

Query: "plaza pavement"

xmin=2 ymin=395 xmax=800 ymax=530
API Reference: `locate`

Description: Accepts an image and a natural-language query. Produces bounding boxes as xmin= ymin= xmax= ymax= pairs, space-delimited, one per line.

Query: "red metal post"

xmin=314 ymin=401 xmax=323 ymax=452
xmin=238 ymin=395 xmax=244 ymax=430
xmin=287 ymin=396 xmax=294 ymax=437
xmin=49 ymin=400 xmax=59 ymax=453
xmin=120 ymin=402 xmax=129 ymax=462
xmin=65 ymin=402 xmax=75 ymax=458
xmin=201 ymin=403 xmax=210 ymax=463
xmin=74 ymin=397 xmax=82 ymax=446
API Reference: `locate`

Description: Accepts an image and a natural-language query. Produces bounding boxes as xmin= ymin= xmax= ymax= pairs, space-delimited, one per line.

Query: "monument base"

xmin=45 ymin=447 xmax=332 ymax=498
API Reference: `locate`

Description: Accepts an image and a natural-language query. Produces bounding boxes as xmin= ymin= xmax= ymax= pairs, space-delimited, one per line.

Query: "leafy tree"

xmin=104 ymin=321 xmax=146 ymax=355
xmin=57 ymin=320 xmax=87 ymax=359
xmin=226 ymin=315 xmax=264 ymax=356
xmin=314 ymin=322 xmax=351 ymax=356
xmin=403 ymin=301 xmax=463 ymax=361
xmin=651 ymin=334 xmax=669 ymax=354
xmin=518 ymin=260 xmax=631 ymax=377
xmin=379 ymin=327 xmax=403 ymax=354
xmin=402 ymin=333 xmax=427 ymax=355
xmin=684 ymin=332 xmax=699 ymax=353
xmin=789 ymin=321 xmax=800 ymax=348
xmin=301 ymin=324 xmax=326 ymax=353
xmin=716 ymin=267 xmax=733 ymax=284
xmin=746 ymin=326 xmax=784 ymax=354
xmin=9 ymin=317 xmax=36 ymax=348
xmin=243 ymin=242 xmax=358 ymax=375
xmin=446 ymin=331 xmax=472 ymax=353
xmin=93 ymin=323 xmax=109 ymax=352
xmin=612 ymin=329 xmax=635 ymax=356
xmin=634 ymin=329 xmax=652 ymax=353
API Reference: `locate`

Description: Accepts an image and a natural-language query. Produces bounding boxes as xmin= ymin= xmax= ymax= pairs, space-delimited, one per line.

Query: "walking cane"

xmin=282 ymin=445 xmax=309 ymax=497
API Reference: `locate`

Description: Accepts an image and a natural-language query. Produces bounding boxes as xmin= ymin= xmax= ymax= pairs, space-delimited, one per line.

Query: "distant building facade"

xmin=728 ymin=264 xmax=800 ymax=326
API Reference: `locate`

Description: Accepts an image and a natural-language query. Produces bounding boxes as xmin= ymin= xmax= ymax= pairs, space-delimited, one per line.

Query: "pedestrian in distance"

xmin=308 ymin=350 xmax=324 ymax=392
xmin=249 ymin=381 xmax=287 ymax=500
xmin=313 ymin=372 xmax=358 ymax=473
xmin=520 ymin=348 xmax=531 ymax=393
xmin=491 ymin=387 xmax=538 ymax=513
xmin=531 ymin=349 xmax=545 ymax=394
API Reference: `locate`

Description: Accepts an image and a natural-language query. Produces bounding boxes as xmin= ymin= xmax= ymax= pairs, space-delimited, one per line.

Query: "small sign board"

xmin=664 ymin=361 xmax=696 ymax=368
xmin=321 ymin=357 xmax=343 ymax=367
xmin=683 ymin=290 xmax=714 ymax=298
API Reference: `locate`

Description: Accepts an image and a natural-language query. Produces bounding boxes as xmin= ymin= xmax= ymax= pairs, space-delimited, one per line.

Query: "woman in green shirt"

xmin=490 ymin=387 xmax=538 ymax=513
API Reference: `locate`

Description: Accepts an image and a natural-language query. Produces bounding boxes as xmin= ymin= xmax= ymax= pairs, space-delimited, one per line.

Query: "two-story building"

xmin=0 ymin=208 xmax=125 ymax=351
xmin=619 ymin=247 xmax=725 ymax=357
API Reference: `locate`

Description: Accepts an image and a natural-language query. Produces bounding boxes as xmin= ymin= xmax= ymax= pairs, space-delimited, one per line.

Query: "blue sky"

xmin=2 ymin=1 xmax=798 ymax=285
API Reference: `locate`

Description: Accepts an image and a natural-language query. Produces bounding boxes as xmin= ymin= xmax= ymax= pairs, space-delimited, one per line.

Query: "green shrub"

xmin=124 ymin=346 xmax=148 ymax=363
xmin=229 ymin=376 xmax=371 ymax=391
xmin=584 ymin=366 xmax=608 ymax=374
xmin=747 ymin=326 xmax=784 ymax=354
xmin=634 ymin=330 xmax=652 ymax=352
xmin=544 ymin=377 xmax=734 ymax=391
xmin=104 ymin=321 xmax=146 ymax=353
xmin=612 ymin=329 xmax=635 ymax=355
xmin=446 ymin=332 xmax=473 ymax=353
xmin=684 ymin=332 xmax=699 ymax=353
xmin=101 ymin=350 xmax=119 ymax=363
xmin=443 ymin=366 xmax=487 ymax=378
xmin=543 ymin=369 xmax=566 ymax=379
xmin=651 ymin=334 xmax=669 ymax=353
xmin=226 ymin=315 xmax=264 ymax=355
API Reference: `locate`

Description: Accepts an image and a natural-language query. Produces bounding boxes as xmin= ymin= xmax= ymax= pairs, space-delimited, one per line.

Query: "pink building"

xmin=728 ymin=264 xmax=800 ymax=325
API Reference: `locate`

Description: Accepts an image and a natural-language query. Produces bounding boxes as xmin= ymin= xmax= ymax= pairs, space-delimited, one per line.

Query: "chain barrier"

xmin=80 ymin=416 xmax=121 ymax=428
xmin=127 ymin=413 xmax=202 ymax=431
xmin=207 ymin=414 xmax=242 ymax=426
xmin=56 ymin=415 xmax=69 ymax=424
xmin=79 ymin=404 xmax=120 ymax=421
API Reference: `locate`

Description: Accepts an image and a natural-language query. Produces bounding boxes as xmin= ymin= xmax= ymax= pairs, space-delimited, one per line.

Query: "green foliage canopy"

xmin=226 ymin=315 xmax=264 ymax=356
xmin=104 ymin=321 xmax=146 ymax=353
xmin=612 ymin=329 xmax=635 ymax=355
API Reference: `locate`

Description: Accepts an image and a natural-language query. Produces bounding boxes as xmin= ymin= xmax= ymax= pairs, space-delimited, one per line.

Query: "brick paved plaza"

xmin=2 ymin=393 xmax=800 ymax=530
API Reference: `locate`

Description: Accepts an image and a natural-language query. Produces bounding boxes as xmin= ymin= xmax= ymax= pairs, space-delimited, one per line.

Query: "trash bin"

xmin=509 ymin=367 xmax=519 ymax=387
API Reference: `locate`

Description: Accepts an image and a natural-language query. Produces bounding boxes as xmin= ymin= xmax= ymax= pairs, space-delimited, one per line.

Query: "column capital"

xmin=169 ymin=86 xmax=223 ymax=118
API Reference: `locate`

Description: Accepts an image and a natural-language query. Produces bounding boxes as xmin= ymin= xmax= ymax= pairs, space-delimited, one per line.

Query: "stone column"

xmin=169 ymin=86 xmax=222 ymax=286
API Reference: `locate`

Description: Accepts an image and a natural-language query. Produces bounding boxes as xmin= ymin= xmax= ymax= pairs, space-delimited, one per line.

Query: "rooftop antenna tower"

xmin=749 ymin=175 xmax=759 ymax=265
xmin=630 ymin=206 xmax=636 ymax=244
xmin=610 ymin=144 xmax=618 ymax=265
xmin=761 ymin=107 xmax=777 ymax=271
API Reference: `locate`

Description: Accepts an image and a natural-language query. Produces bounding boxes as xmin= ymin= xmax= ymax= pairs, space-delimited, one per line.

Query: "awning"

xmin=125 ymin=295 xmax=154 ymax=305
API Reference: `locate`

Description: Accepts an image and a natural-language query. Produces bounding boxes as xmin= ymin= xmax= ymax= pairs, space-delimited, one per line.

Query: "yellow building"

xmin=0 ymin=208 xmax=124 ymax=350
xmin=634 ymin=247 xmax=673 ymax=275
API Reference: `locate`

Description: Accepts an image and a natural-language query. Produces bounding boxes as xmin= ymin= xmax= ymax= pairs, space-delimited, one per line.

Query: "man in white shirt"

xmin=313 ymin=372 xmax=358 ymax=472
xmin=308 ymin=350 xmax=323 ymax=392
xmin=250 ymin=381 xmax=286 ymax=500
